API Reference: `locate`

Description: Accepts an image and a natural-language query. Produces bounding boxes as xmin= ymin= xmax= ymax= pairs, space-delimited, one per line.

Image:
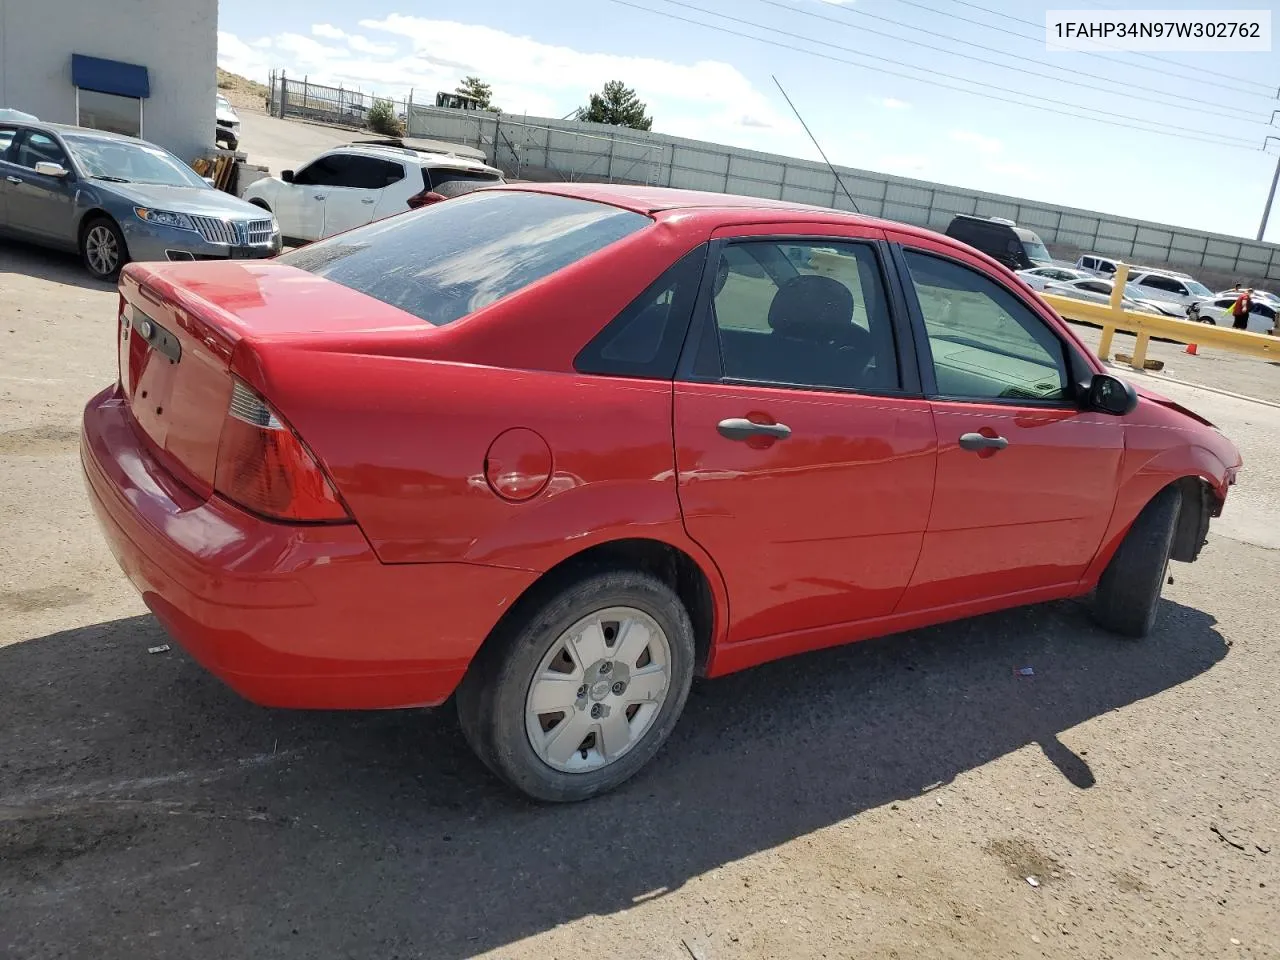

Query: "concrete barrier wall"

xmin=406 ymin=104 xmax=1280 ymax=284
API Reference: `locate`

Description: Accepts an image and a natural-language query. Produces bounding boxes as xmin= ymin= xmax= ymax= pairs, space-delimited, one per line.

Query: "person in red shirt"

xmin=1230 ymin=288 xmax=1254 ymax=330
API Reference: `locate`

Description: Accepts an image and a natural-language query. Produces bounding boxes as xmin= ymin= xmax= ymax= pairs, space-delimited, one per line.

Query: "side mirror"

xmin=281 ymin=169 xmax=295 ymax=184
xmin=34 ymin=161 xmax=68 ymax=178
xmin=202 ymin=176 xmax=216 ymax=187
xmin=1085 ymin=373 xmax=1138 ymax=416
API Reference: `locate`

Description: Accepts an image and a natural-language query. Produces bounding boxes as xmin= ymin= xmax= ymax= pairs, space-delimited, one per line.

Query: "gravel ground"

xmin=1 ymin=239 xmax=1277 ymax=959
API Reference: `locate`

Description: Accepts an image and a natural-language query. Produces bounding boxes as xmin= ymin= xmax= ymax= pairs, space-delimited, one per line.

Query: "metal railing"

xmin=1042 ymin=263 xmax=1280 ymax=369
xmin=268 ymin=71 xmax=410 ymax=130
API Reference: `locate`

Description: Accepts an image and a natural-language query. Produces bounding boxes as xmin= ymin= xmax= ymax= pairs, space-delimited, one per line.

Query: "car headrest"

xmin=767 ymin=275 xmax=856 ymax=344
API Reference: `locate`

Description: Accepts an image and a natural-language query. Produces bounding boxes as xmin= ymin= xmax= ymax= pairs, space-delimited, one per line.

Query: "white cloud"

xmin=218 ymin=31 xmax=272 ymax=81
xmin=220 ymin=16 xmax=804 ymax=152
xmin=817 ymin=0 xmax=856 ymax=5
xmin=876 ymin=97 xmax=910 ymax=109
xmin=949 ymin=129 xmax=1003 ymax=155
xmin=347 ymin=34 xmax=398 ymax=56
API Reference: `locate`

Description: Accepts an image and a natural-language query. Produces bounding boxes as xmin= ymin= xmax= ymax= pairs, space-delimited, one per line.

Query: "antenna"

xmin=772 ymin=75 xmax=860 ymax=214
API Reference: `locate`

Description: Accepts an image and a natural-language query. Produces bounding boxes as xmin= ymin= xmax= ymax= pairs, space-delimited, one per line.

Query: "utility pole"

xmin=1258 ymin=132 xmax=1280 ymax=242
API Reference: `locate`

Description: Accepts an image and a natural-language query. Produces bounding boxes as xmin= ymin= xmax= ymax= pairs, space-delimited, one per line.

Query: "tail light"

xmin=406 ymin=189 xmax=447 ymax=210
xmin=214 ymin=381 xmax=350 ymax=523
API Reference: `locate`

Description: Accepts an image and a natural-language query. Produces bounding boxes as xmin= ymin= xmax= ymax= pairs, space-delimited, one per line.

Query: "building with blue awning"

xmin=0 ymin=0 xmax=216 ymax=160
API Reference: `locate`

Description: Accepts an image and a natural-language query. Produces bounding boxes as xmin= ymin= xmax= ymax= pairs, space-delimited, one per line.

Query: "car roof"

xmin=334 ymin=141 xmax=500 ymax=173
xmin=6 ymin=119 xmax=151 ymax=147
xmin=490 ymin=181 xmax=1023 ymax=257
xmin=497 ymin=180 xmax=891 ymax=220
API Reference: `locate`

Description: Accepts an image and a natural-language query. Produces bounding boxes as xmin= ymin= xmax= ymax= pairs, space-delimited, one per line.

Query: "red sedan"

xmin=82 ymin=184 xmax=1241 ymax=801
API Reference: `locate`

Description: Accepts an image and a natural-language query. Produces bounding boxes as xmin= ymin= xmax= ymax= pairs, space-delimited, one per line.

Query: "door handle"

xmin=313 ymin=194 xmax=326 ymax=200
xmin=360 ymin=198 xmax=375 ymax=204
xmin=5 ymin=176 xmax=21 ymax=184
xmin=718 ymin=418 xmax=792 ymax=442
xmin=958 ymin=432 xmax=1009 ymax=452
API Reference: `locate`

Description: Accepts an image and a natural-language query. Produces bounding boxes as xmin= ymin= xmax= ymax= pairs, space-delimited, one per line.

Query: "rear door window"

xmin=0 ymin=126 xmax=18 ymax=159
xmin=278 ymin=191 xmax=649 ymax=326
xmin=1139 ymin=274 xmax=1181 ymax=294
xmin=697 ymin=239 xmax=901 ymax=392
xmin=342 ymin=156 xmax=404 ymax=189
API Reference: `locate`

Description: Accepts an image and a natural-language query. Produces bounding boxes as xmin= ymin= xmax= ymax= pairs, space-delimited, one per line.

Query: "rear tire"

xmin=1093 ymin=487 xmax=1181 ymax=638
xmin=80 ymin=215 xmax=128 ymax=281
xmin=457 ymin=570 xmax=695 ymax=802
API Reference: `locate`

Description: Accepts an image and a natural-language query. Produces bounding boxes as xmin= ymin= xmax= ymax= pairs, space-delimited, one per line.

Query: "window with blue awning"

xmin=71 ymin=54 xmax=150 ymax=99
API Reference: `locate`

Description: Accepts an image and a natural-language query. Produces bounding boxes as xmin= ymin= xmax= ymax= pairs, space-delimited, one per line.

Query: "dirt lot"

xmin=1 ymin=239 xmax=1278 ymax=959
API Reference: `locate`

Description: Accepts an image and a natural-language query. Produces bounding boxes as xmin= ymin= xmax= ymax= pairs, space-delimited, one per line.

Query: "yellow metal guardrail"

xmin=1040 ymin=263 xmax=1280 ymax=369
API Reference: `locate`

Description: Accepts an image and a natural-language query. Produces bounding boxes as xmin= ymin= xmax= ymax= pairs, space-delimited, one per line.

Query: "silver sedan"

xmin=0 ymin=121 xmax=280 ymax=279
xmin=1015 ymin=265 xmax=1094 ymax=291
xmin=1040 ymin=277 xmax=1167 ymax=316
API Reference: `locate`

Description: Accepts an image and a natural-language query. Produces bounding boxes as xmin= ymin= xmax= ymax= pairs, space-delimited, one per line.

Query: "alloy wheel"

xmin=85 ymin=225 xmax=120 ymax=276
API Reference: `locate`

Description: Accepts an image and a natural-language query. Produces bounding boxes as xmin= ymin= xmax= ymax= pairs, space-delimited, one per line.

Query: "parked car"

xmin=1188 ymin=295 xmax=1276 ymax=333
xmin=1076 ymin=254 xmax=1189 ymax=279
xmin=242 ymin=142 xmax=504 ymax=242
xmin=1041 ymin=277 xmax=1168 ymax=316
xmin=82 ymin=184 xmax=1242 ymax=802
xmin=945 ymin=214 xmax=1052 ymax=270
xmin=0 ymin=107 xmax=39 ymax=123
xmin=1126 ymin=269 xmax=1215 ymax=311
xmin=215 ymin=94 xmax=240 ymax=150
xmin=1016 ymin=265 xmax=1093 ymax=290
xmin=0 ymin=120 xmax=281 ymax=279
xmin=1213 ymin=288 xmax=1280 ymax=309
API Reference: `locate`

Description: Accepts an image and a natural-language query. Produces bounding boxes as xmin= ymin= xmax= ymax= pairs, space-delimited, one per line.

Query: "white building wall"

xmin=0 ymin=0 xmax=216 ymax=161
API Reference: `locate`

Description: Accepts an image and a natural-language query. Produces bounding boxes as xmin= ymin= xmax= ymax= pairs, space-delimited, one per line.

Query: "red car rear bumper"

xmin=81 ymin=386 xmax=535 ymax=710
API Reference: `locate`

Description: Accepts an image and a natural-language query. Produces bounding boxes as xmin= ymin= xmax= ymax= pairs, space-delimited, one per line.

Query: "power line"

xmin=749 ymin=0 xmax=1267 ymax=122
xmin=614 ymin=0 xmax=1261 ymax=149
xmin=892 ymin=0 xmax=1278 ymax=98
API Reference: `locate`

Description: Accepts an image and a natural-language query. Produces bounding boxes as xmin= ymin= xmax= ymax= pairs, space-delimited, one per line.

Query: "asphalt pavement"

xmin=1 ymin=238 xmax=1277 ymax=959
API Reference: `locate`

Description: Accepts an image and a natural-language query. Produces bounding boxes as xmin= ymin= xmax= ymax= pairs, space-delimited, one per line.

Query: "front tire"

xmin=80 ymin=216 xmax=128 ymax=281
xmin=1093 ymin=487 xmax=1181 ymax=638
xmin=457 ymin=570 xmax=695 ymax=802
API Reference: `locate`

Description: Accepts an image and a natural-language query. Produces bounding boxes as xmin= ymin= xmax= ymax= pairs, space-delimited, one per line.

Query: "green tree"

xmin=456 ymin=76 xmax=494 ymax=109
xmin=576 ymin=80 xmax=653 ymax=131
xmin=367 ymin=98 xmax=403 ymax=136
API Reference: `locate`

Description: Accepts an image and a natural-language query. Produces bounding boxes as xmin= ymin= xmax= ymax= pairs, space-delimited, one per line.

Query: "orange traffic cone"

xmin=1185 ymin=342 xmax=1198 ymax=356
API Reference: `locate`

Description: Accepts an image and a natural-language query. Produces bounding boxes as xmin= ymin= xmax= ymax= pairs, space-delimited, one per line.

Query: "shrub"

xmin=368 ymin=99 xmax=403 ymax=136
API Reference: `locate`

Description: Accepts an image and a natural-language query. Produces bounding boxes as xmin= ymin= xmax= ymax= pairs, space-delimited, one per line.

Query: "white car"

xmin=1041 ymin=277 xmax=1168 ymax=316
xmin=243 ymin=142 xmax=505 ymax=242
xmin=1126 ymin=269 xmax=1215 ymax=311
xmin=1188 ymin=295 xmax=1276 ymax=334
xmin=1016 ymin=265 xmax=1094 ymax=291
xmin=216 ymin=95 xmax=240 ymax=150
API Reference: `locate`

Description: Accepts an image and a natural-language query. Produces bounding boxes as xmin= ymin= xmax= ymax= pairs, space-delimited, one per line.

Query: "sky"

xmin=217 ymin=0 xmax=1280 ymax=242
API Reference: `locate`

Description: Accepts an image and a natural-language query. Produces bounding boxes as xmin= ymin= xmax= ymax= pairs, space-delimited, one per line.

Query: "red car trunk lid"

xmin=116 ymin=261 xmax=433 ymax=499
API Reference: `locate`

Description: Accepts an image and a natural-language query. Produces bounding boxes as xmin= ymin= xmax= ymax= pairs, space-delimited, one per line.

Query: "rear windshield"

xmin=277 ymin=191 xmax=649 ymax=325
xmin=425 ymin=166 xmax=504 ymax=199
